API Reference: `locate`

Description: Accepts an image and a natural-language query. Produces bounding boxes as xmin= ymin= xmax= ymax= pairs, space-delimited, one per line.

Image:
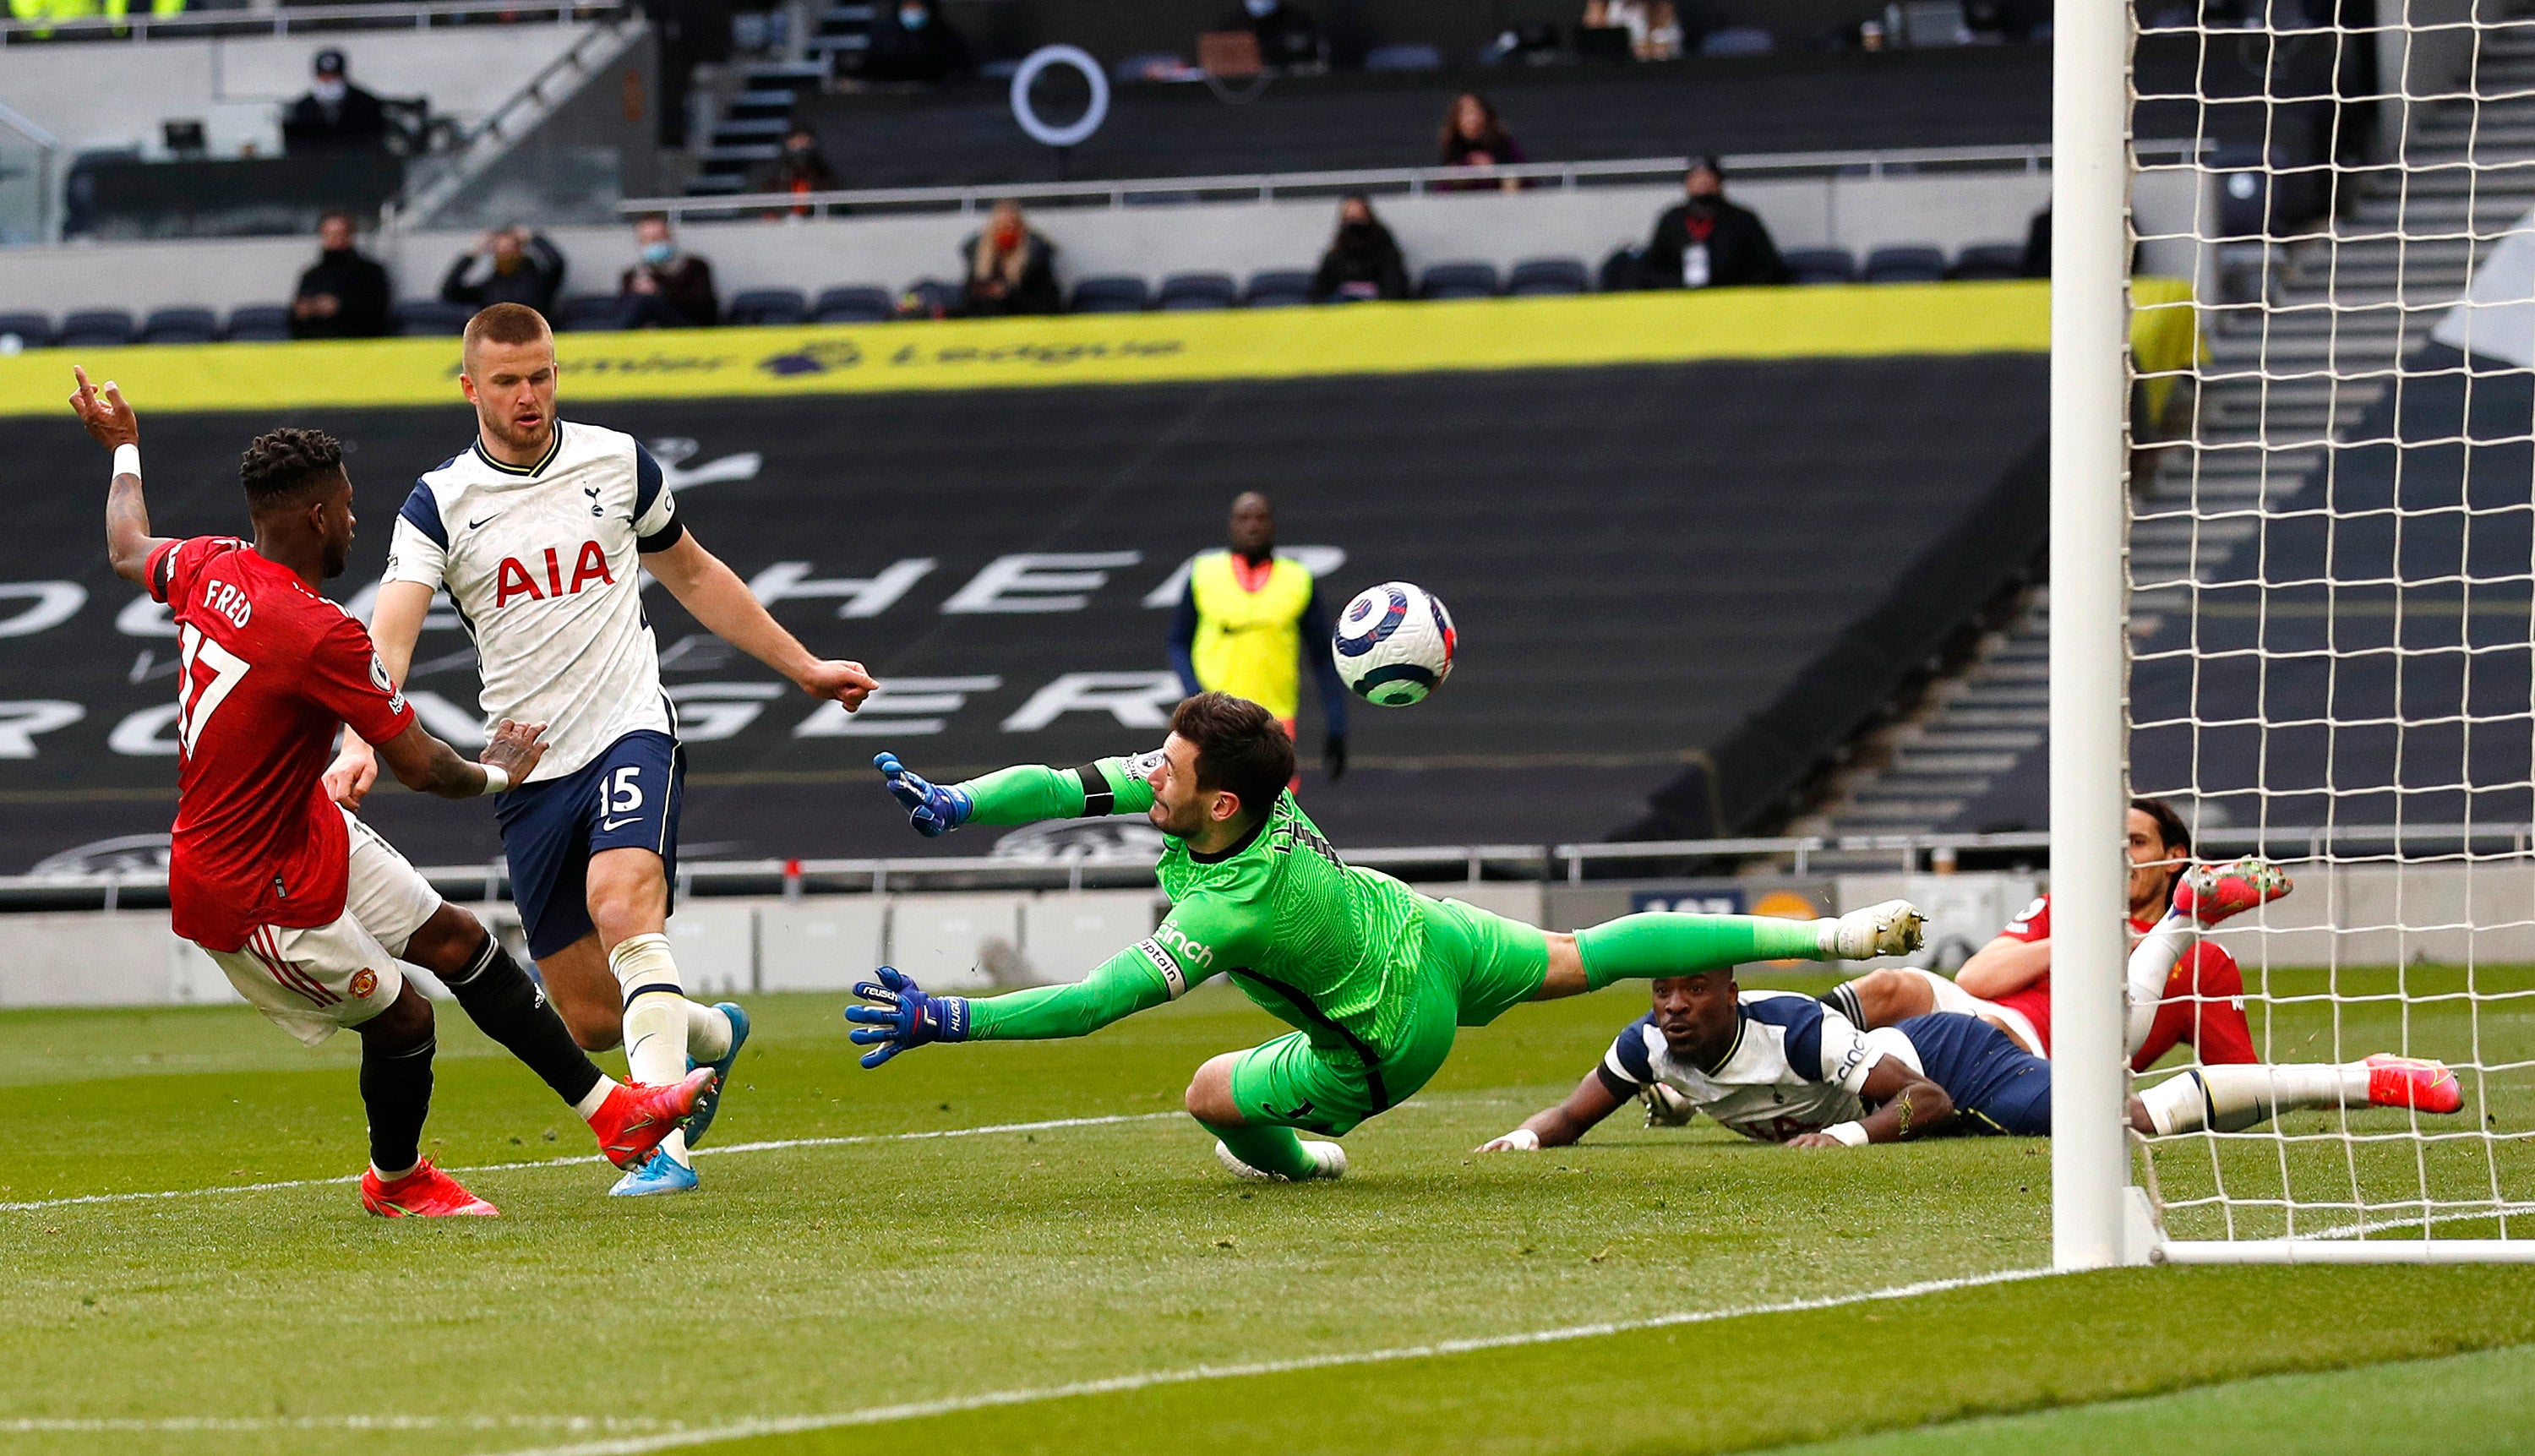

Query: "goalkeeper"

xmin=848 ymin=692 xmax=1927 ymax=1182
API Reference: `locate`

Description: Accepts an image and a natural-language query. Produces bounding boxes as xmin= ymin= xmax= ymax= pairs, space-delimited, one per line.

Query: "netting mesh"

xmin=2123 ymin=0 xmax=2535 ymax=1243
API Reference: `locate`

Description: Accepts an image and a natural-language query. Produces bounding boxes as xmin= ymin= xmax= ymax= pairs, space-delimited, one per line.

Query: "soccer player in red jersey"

xmin=69 ymin=368 xmax=712 ymax=1217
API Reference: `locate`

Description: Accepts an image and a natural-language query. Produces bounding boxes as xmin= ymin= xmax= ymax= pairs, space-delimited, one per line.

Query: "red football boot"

xmin=588 ymin=1067 xmax=717 ymax=1170
xmin=2366 ymin=1054 xmax=2463 ymax=1115
xmin=2172 ymin=856 xmax=2294 ymax=927
xmin=362 ymin=1159 xmax=499 ymax=1218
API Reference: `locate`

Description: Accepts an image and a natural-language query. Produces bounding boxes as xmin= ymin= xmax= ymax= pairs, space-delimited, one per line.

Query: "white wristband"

xmin=1823 ymin=1121 xmax=1871 ymax=1147
xmin=112 ymin=444 xmax=140 ymax=479
xmin=1497 ymin=1128 xmax=1541 ymax=1151
xmin=478 ymin=764 xmax=510 ymax=796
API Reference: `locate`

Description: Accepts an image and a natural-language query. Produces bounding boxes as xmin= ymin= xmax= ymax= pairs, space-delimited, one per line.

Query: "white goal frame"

xmin=2052 ymin=0 xmax=2535 ymax=1267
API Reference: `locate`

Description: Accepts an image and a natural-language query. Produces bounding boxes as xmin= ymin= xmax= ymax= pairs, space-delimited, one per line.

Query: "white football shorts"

xmin=202 ymin=809 xmax=445 ymax=1046
xmin=1902 ymin=967 xmax=2047 ymax=1060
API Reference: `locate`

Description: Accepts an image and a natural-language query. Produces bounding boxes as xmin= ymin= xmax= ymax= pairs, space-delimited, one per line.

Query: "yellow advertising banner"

xmin=0 ymin=282 xmax=2053 ymax=417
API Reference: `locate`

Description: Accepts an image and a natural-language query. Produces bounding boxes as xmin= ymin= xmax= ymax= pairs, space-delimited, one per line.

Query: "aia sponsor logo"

xmin=493 ymin=543 xmax=617 ymax=608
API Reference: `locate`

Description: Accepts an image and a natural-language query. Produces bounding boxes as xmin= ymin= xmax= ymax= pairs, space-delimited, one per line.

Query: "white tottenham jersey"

xmin=384 ymin=422 xmax=683 ymax=783
xmin=1598 ymin=990 xmax=1904 ymax=1143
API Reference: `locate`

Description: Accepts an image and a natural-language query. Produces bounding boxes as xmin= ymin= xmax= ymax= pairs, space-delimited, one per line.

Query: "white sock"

xmin=684 ymin=1000 xmax=734 ymax=1063
xmin=611 ymin=933 xmax=693 ymax=1167
xmin=572 ymin=1075 xmax=619 ymax=1121
xmin=2124 ymin=911 xmax=2197 ymax=1055
xmin=371 ymin=1159 xmax=418 ymax=1181
xmin=2138 ymin=1063 xmax=2369 ymax=1135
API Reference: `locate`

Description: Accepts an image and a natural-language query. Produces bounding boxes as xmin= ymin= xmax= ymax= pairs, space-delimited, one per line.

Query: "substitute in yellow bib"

xmin=1169 ymin=492 xmax=1349 ymax=780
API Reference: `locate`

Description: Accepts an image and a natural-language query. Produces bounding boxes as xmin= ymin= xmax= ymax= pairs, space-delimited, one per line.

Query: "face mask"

xmin=899 ymin=6 xmax=927 ymax=27
xmin=311 ymin=78 xmax=347 ymax=104
xmin=1245 ymin=0 xmax=1276 ymax=16
xmin=990 ymin=220 xmax=1022 ymax=248
xmin=641 ymin=241 xmax=674 ymax=266
xmin=1338 ymin=221 xmax=1376 ymax=248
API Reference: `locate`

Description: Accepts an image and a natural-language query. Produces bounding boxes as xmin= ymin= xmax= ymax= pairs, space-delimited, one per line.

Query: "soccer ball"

xmin=1332 ymin=581 xmax=1456 ymax=706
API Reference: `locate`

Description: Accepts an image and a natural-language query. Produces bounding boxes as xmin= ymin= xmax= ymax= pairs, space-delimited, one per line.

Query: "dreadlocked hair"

xmin=238 ymin=428 xmax=346 ymax=511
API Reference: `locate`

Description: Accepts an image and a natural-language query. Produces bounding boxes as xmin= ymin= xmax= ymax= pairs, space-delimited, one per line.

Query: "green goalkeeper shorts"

xmin=1228 ymin=897 xmax=1550 ymax=1137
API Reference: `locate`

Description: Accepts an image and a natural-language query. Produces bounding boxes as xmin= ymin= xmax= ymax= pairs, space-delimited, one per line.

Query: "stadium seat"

xmin=1364 ymin=42 xmax=1444 ymax=71
xmin=1698 ymin=25 xmax=1776 ymax=55
xmin=1949 ymin=242 xmax=2029 ymax=281
xmin=393 ymin=299 xmax=473 ymax=337
xmin=138 ymin=308 xmax=220 ymax=346
xmin=812 ymin=285 xmax=896 ymax=324
xmin=0 ymin=311 xmax=52 ymax=348
xmin=898 ymin=278 xmax=962 ymax=318
xmin=1505 ymin=258 xmax=1590 ymax=297
xmin=1242 ymin=270 xmax=1315 ymax=308
xmin=1155 ymin=273 xmax=1239 ymax=311
xmin=553 ymin=293 xmax=623 ymax=332
xmin=222 ymin=304 xmax=292 ymax=342
xmin=1417 ymin=261 xmax=1502 ymax=301
xmin=727 ymin=287 xmax=810 ymax=326
xmin=1069 ymin=275 xmax=1153 ymax=314
xmin=56 ymin=309 xmax=136 ymax=347
xmin=1783 ymin=247 xmax=1859 ymax=285
xmin=1862 ymin=246 xmax=1950 ymax=284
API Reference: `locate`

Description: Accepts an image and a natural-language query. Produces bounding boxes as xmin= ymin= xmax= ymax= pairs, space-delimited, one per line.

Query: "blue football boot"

xmin=682 ymin=1001 xmax=750 ymax=1148
xmin=608 ymin=1148 xmax=700 ymax=1197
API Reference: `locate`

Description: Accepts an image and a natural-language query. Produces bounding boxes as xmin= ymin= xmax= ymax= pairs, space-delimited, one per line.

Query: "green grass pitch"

xmin=3 ymin=968 xmax=2533 ymax=1456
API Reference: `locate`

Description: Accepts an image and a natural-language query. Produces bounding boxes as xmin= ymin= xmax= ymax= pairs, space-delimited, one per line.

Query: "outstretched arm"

xmin=1477 ymin=1068 xmax=1629 ymax=1152
xmin=374 ymin=717 xmax=548 ymax=799
xmin=647 ymin=528 xmax=875 ymax=709
xmin=875 ymin=750 xmax=1158 ymax=836
xmin=846 ymin=941 xmax=1182 ymax=1066
xmin=68 ymin=368 xmax=172 ymax=585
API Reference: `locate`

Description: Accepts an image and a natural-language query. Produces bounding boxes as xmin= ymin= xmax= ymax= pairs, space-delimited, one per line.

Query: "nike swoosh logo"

xmin=467 ymin=513 xmax=501 ymax=529
xmin=600 ymin=816 xmax=639 ymax=832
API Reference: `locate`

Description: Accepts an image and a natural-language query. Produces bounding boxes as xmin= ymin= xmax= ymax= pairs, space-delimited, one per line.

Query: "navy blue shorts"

xmin=1894 ymin=1012 xmax=2053 ymax=1137
xmin=495 ymin=730 xmax=684 ymax=959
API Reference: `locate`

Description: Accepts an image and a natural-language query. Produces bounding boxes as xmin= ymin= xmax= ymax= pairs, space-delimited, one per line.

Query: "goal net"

xmin=2113 ymin=0 xmax=2535 ymax=1259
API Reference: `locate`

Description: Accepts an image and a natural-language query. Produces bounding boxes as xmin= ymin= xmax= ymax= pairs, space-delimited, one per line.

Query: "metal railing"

xmin=0 ymin=0 xmax=622 ymax=43
xmin=624 ymin=140 xmax=2211 ymax=227
xmin=13 ymin=820 xmax=2527 ymax=913
xmin=388 ymin=8 xmax=646 ymax=226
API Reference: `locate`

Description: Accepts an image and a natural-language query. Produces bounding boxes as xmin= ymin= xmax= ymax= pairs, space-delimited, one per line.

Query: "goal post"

xmin=2057 ymin=0 xmax=2535 ymax=1265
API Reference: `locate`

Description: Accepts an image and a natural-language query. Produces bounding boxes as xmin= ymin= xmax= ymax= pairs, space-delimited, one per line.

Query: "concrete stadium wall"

xmin=0 ymin=23 xmax=611 ymax=155
xmin=33 ymin=861 xmax=2535 ymax=1015
xmin=0 ymin=166 xmax=2201 ymax=318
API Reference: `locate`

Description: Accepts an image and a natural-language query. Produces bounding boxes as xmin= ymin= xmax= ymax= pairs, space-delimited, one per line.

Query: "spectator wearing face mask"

xmin=613 ymin=215 xmax=720 ymax=328
xmin=1642 ymin=156 xmax=1787 ymax=289
xmin=290 ymin=211 xmax=393 ymax=340
xmin=753 ymin=125 xmax=839 ymax=215
xmin=1218 ymin=0 xmax=1325 ymax=71
xmin=441 ymin=226 xmax=567 ymax=314
xmin=1309 ymin=194 xmax=1410 ymax=303
xmin=957 ymin=200 xmax=1060 ymax=317
xmin=862 ymin=0 xmax=972 ymax=84
xmin=283 ymin=48 xmax=392 ymax=153
xmin=1436 ymin=92 xmax=1525 ymax=194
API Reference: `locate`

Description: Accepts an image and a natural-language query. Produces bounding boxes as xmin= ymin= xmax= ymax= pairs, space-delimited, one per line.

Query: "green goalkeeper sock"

xmin=1210 ymin=1121 xmax=1320 ymax=1180
xmin=1576 ymin=913 xmax=1825 ymax=990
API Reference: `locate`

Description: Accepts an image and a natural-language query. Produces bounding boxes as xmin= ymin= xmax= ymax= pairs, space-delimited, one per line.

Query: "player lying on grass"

xmin=327 ymin=304 xmax=876 ymax=1195
xmin=1823 ymin=799 xmax=2276 ymax=1067
xmin=846 ymin=691 xmax=1928 ymax=1182
xmin=1475 ymin=972 xmax=2461 ymax=1153
xmin=70 ymin=370 xmax=711 ymax=1218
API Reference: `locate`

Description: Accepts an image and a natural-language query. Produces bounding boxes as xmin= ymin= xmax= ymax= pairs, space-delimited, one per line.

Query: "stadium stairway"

xmin=1803 ymin=12 xmax=2535 ymax=839
xmin=690 ymin=59 xmax=830 ymax=196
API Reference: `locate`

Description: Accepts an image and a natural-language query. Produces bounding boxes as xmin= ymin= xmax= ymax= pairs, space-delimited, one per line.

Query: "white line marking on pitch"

xmin=481 ymin=1266 xmax=2063 ymax=1456
xmin=0 ymin=1416 xmax=679 ymax=1435
xmin=0 ymin=1112 xmax=1181 ymax=1213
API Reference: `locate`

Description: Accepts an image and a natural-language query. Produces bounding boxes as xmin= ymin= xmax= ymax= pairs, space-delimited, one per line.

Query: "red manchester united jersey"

xmin=146 ymin=537 xmax=416 ymax=952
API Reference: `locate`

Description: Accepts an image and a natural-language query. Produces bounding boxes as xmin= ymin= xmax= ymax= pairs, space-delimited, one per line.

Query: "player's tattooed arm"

xmin=1478 ymin=1067 xmax=1631 ymax=1153
xmin=376 ymin=717 xmax=548 ymax=799
xmin=1785 ymin=1056 xmax=1954 ymax=1148
xmin=67 ymin=368 xmax=173 ymax=585
xmin=643 ymin=530 xmax=876 ymax=709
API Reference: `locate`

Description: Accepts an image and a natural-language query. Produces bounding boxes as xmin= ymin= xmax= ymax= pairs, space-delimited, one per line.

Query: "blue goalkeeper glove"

xmin=875 ymin=752 xmax=973 ymax=837
xmin=845 ymin=966 xmax=971 ymax=1068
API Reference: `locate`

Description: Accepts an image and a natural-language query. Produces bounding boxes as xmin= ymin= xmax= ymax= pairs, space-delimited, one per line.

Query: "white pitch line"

xmin=0 ymin=1416 xmax=679 ymax=1435
xmin=482 ymin=1266 xmax=2063 ymax=1456
xmin=0 ymin=1112 xmax=1180 ymax=1214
